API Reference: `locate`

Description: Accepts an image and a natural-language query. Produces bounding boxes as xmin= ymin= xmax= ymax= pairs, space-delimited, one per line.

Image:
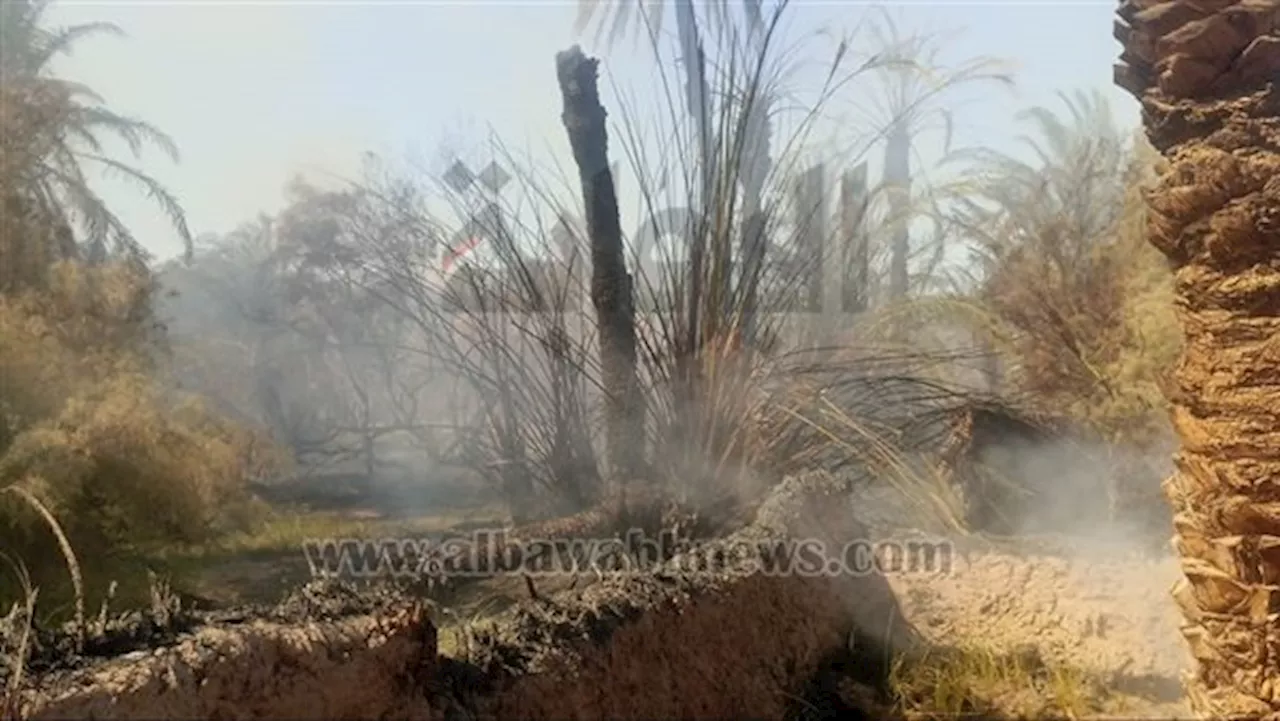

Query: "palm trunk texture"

xmin=1115 ymin=0 xmax=1280 ymax=715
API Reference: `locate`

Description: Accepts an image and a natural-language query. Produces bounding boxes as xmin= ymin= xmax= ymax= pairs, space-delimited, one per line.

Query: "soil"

xmin=7 ymin=476 xmax=1200 ymax=720
xmin=889 ymin=539 xmax=1191 ymax=715
xmin=850 ymin=483 xmax=1195 ymax=718
xmin=9 ymin=471 xmax=916 ymax=721
xmin=0 ymin=579 xmax=413 ymax=689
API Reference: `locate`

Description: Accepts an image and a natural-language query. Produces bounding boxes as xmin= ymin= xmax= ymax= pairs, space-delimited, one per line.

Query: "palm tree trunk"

xmin=1115 ymin=0 xmax=1280 ymax=715
xmin=840 ymin=164 xmax=870 ymax=314
xmin=885 ymin=118 xmax=911 ymax=301
xmin=555 ymin=46 xmax=645 ymax=486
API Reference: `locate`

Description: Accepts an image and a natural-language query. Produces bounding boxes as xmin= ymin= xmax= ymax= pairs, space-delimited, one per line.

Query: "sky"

xmin=46 ymin=0 xmax=1141 ymax=263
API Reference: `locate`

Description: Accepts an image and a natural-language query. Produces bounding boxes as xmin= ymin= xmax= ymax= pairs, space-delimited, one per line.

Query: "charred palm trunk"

xmin=1115 ymin=0 xmax=1280 ymax=715
xmin=555 ymin=47 xmax=645 ymax=488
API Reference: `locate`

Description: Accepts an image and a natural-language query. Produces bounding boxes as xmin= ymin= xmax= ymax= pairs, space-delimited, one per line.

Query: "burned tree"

xmin=554 ymin=46 xmax=645 ymax=485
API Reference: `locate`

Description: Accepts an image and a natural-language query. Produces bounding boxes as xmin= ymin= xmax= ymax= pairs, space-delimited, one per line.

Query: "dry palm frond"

xmin=2 ymin=481 xmax=84 ymax=650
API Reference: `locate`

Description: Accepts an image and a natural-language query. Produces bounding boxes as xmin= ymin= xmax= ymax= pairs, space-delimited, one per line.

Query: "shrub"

xmin=0 ymin=260 xmax=280 ymax=574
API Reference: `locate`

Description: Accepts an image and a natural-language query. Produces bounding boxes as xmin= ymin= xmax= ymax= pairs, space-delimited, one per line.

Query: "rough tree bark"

xmin=1114 ymin=0 xmax=1280 ymax=715
xmin=555 ymin=46 xmax=645 ymax=487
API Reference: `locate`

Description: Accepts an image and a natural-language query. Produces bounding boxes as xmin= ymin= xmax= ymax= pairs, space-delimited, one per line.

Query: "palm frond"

xmin=574 ymin=0 xmax=662 ymax=48
xmin=70 ymin=107 xmax=181 ymax=161
xmin=2 ymin=0 xmax=187 ymax=268
xmin=38 ymin=158 xmax=126 ymax=254
xmin=27 ymin=21 xmax=126 ymax=74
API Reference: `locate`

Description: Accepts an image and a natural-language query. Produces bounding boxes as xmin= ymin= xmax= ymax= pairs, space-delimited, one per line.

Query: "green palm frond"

xmin=71 ymin=106 xmax=181 ymax=161
xmin=0 ymin=0 xmax=123 ymax=77
xmin=39 ymin=157 xmax=128 ymax=256
xmin=574 ymin=0 xmax=652 ymax=48
xmin=25 ymin=21 xmax=125 ymax=74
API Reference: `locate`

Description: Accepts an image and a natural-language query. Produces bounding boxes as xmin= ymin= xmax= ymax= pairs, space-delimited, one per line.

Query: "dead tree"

xmin=555 ymin=46 xmax=645 ymax=486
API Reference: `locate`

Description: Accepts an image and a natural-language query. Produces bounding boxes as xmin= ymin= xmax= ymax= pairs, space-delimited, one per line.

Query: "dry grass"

xmin=889 ymin=643 xmax=1112 ymax=719
xmin=159 ymin=503 xmax=505 ymax=562
xmin=0 ymin=487 xmax=83 ymax=649
xmin=1 ymin=553 xmax=38 ymax=721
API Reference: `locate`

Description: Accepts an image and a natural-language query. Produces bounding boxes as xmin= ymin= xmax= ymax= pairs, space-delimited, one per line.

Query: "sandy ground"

xmin=852 ymin=484 xmax=1195 ymax=717
xmin=889 ymin=544 xmax=1187 ymax=679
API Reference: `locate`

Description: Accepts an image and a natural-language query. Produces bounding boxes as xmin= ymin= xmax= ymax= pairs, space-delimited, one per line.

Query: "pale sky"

xmin=46 ymin=0 xmax=1139 ymax=262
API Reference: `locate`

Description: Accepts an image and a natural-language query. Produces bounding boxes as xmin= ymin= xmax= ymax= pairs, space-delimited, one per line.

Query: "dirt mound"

xmin=444 ymin=472 xmax=922 ymax=720
xmin=9 ymin=580 xmax=433 ymax=720
xmin=14 ymin=470 xmax=914 ymax=721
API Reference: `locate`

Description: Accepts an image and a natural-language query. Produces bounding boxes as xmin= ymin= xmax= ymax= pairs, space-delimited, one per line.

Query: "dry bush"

xmin=344 ymin=174 xmax=973 ymax=536
xmin=948 ymin=97 xmax=1179 ymax=450
xmin=860 ymin=92 xmax=1178 ymax=451
xmin=975 ymin=163 xmax=1176 ymax=450
xmin=1 ymin=0 xmax=276 ymax=559
xmin=847 ymin=95 xmax=1182 ymax=535
xmin=0 ymin=260 xmax=282 ymax=611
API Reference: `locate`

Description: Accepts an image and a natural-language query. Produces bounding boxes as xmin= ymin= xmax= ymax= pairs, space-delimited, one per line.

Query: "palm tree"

xmin=0 ymin=0 xmax=190 ymax=276
xmin=856 ymin=9 xmax=1013 ymax=302
xmin=1115 ymin=0 xmax=1280 ymax=715
xmin=929 ymin=90 xmax=1146 ymax=416
xmin=948 ymin=89 xmax=1133 ymax=285
xmin=574 ymin=0 xmax=775 ymax=339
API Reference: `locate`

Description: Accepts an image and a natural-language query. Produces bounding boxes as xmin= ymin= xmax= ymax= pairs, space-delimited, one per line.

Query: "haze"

xmin=46 ymin=0 xmax=1138 ymax=261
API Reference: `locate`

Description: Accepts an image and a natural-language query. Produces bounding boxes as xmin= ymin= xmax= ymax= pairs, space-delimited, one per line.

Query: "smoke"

xmin=971 ymin=429 xmax=1176 ymax=554
xmin=841 ymin=417 xmax=1191 ymax=696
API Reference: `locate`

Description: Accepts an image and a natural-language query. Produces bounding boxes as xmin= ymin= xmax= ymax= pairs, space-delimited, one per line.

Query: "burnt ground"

xmin=7 ymin=471 xmax=924 ymax=720
xmin=0 ymin=578 xmax=412 ymax=689
xmin=5 ymin=472 xmax=1197 ymax=720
